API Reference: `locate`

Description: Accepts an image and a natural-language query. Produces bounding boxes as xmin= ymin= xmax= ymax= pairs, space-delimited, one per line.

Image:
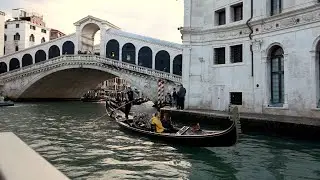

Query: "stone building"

xmin=181 ymin=0 xmax=320 ymax=118
xmin=0 ymin=11 xmax=5 ymax=57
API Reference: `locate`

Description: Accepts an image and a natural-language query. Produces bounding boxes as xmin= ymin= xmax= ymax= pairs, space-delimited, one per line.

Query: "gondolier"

xmin=124 ymin=85 xmax=134 ymax=119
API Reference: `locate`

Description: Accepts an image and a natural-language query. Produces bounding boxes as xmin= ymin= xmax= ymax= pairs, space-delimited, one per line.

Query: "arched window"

xmin=62 ymin=41 xmax=75 ymax=55
xmin=48 ymin=45 xmax=60 ymax=59
xmin=269 ymin=46 xmax=284 ymax=105
xmin=41 ymin=37 xmax=45 ymax=43
xmin=22 ymin=54 xmax=33 ymax=67
xmin=4 ymin=34 xmax=6 ymax=41
xmin=155 ymin=50 xmax=170 ymax=73
xmin=29 ymin=34 xmax=35 ymax=42
xmin=0 ymin=62 xmax=7 ymax=74
xmin=9 ymin=58 xmax=20 ymax=71
xmin=15 ymin=46 xmax=19 ymax=52
xmin=122 ymin=43 xmax=136 ymax=64
xmin=106 ymin=39 xmax=119 ymax=60
xmin=14 ymin=33 xmax=20 ymax=41
xmin=35 ymin=50 xmax=46 ymax=63
xmin=138 ymin=46 xmax=152 ymax=68
xmin=173 ymin=54 xmax=182 ymax=76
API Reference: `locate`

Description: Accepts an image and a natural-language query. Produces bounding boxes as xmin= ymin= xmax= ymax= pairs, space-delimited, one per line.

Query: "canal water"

xmin=1 ymin=102 xmax=320 ymax=180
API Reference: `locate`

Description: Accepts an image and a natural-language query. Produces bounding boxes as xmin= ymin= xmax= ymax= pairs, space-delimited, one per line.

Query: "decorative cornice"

xmin=181 ymin=5 xmax=320 ymax=42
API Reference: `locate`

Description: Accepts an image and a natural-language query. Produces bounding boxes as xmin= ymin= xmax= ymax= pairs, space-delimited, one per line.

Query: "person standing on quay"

xmin=172 ymin=88 xmax=178 ymax=108
xmin=177 ymin=84 xmax=186 ymax=110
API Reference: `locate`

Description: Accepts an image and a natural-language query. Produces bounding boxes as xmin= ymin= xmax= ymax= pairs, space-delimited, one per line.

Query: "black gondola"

xmin=105 ymin=102 xmax=241 ymax=147
xmin=0 ymin=101 xmax=14 ymax=107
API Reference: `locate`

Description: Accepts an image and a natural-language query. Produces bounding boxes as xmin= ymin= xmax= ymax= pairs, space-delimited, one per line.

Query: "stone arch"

xmin=48 ymin=45 xmax=60 ymax=59
xmin=106 ymin=39 xmax=119 ymax=60
xmin=9 ymin=58 xmax=20 ymax=71
xmin=268 ymin=45 xmax=285 ymax=106
xmin=35 ymin=50 xmax=47 ymax=63
xmin=80 ymin=23 xmax=100 ymax=53
xmin=173 ymin=54 xmax=182 ymax=76
xmin=62 ymin=41 xmax=75 ymax=55
xmin=122 ymin=43 xmax=136 ymax=64
xmin=315 ymin=37 xmax=320 ymax=108
xmin=138 ymin=46 xmax=152 ymax=68
xmin=265 ymin=42 xmax=286 ymax=58
xmin=0 ymin=62 xmax=7 ymax=74
xmin=22 ymin=54 xmax=33 ymax=67
xmin=155 ymin=50 xmax=170 ymax=73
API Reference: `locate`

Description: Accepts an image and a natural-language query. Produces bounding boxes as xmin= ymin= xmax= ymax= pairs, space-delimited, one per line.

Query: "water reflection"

xmin=1 ymin=102 xmax=320 ymax=180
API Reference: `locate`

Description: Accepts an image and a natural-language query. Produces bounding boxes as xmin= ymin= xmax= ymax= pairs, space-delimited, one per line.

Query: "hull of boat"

xmin=0 ymin=102 xmax=14 ymax=107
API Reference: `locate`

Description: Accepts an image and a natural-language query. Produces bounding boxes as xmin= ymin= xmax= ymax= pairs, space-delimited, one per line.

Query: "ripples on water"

xmin=1 ymin=102 xmax=320 ymax=180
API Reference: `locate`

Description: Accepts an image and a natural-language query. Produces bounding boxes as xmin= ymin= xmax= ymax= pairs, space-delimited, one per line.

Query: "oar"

xmin=108 ymin=99 xmax=136 ymax=117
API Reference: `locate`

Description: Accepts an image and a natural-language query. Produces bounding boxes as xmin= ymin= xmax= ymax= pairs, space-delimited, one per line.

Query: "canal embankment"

xmin=161 ymin=108 xmax=320 ymax=140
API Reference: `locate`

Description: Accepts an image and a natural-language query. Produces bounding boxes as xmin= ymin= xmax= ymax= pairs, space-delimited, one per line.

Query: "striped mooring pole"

xmin=157 ymin=79 xmax=165 ymax=107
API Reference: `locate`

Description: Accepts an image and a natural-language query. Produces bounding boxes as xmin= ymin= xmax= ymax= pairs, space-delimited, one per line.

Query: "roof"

xmin=74 ymin=15 xmax=120 ymax=30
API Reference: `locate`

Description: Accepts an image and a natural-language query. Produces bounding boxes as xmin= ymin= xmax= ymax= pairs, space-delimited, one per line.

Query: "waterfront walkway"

xmin=162 ymin=108 xmax=320 ymax=127
xmin=0 ymin=132 xmax=70 ymax=180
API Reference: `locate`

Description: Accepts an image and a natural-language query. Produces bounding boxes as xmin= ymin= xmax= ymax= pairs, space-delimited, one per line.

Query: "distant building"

xmin=0 ymin=11 xmax=5 ymax=57
xmin=4 ymin=9 xmax=51 ymax=55
xmin=99 ymin=77 xmax=128 ymax=92
xmin=50 ymin=29 xmax=65 ymax=40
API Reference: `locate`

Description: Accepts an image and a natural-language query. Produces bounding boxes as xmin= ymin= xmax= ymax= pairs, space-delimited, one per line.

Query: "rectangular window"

xmin=214 ymin=47 xmax=225 ymax=64
xmin=230 ymin=92 xmax=242 ymax=105
xmin=216 ymin=9 xmax=226 ymax=25
xmin=232 ymin=3 xmax=243 ymax=22
xmin=16 ymin=24 xmax=19 ymax=28
xmin=271 ymin=0 xmax=282 ymax=16
xmin=230 ymin=45 xmax=243 ymax=63
xmin=41 ymin=29 xmax=47 ymax=33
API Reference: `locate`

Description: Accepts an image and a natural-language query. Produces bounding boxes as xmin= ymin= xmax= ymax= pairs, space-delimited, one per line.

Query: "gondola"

xmin=105 ymin=101 xmax=241 ymax=147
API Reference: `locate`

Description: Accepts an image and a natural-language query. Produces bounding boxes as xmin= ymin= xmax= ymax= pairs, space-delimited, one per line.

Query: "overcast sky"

xmin=2 ymin=0 xmax=184 ymax=43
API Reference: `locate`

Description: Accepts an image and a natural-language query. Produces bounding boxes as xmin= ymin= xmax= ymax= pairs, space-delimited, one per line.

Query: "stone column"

xmin=283 ymin=53 xmax=289 ymax=108
xmin=170 ymin=54 xmax=174 ymax=74
xmin=135 ymin=47 xmax=139 ymax=65
xmin=262 ymin=55 xmax=269 ymax=107
xmin=310 ymin=50 xmax=318 ymax=109
xmin=100 ymin=25 xmax=107 ymax=57
xmin=119 ymin=43 xmax=123 ymax=62
xmin=75 ymin=26 xmax=81 ymax=53
xmin=226 ymin=6 xmax=231 ymax=25
xmin=183 ymin=46 xmax=192 ymax=108
xmin=152 ymin=51 xmax=155 ymax=69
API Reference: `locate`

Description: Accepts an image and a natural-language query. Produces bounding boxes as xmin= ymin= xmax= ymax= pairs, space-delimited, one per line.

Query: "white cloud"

xmin=20 ymin=0 xmax=184 ymax=43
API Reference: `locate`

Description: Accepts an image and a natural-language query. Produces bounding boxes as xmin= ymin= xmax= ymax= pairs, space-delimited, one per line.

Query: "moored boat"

xmin=106 ymin=103 xmax=241 ymax=147
xmin=0 ymin=101 xmax=14 ymax=107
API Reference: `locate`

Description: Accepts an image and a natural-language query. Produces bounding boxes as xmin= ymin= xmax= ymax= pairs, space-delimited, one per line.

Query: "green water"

xmin=1 ymin=102 xmax=320 ymax=180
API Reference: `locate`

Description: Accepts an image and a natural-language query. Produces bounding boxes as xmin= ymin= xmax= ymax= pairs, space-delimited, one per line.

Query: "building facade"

xmin=0 ymin=11 xmax=5 ymax=57
xmin=50 ymin=29 xmax=66 ymax=40
xmin=182 ymin=0 xmax=320 ymax=118
xmin=4 ymin=9 xmax=51 ymax=55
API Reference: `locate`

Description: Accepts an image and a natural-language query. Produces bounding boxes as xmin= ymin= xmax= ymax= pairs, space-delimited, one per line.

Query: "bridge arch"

xmin=9 ymin=58 xmax=20 ymax=71
xmin=48 ymin=45 xmax=60 ymax=59
xmin=122 ymin=43 xmax=136 ymax=64
xmin=173 ymin=54 xmax=182 ymax=76
xmin=62 ymin=41 xmax=75 ymax=55
xmin=22 ymin=54 xmax=33 ymax=67
xmin=35 ymin=50 xmax=47 ymax=63
xmin=155 ymin=50 xmax=170 ymax=73
xmin=80 ymin=23 xmax=100 ymax=53
xmin=138 ymin=46 xmax=152 ymax=68
xmin=106 ymin=39 xmax=119 ymax=60
xmin=0 ymin=62 xmax=7 ymax=74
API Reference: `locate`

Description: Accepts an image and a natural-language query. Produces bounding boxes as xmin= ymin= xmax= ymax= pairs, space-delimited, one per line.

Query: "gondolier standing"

xmin=124 ymin=85 xmax=134 ymax=119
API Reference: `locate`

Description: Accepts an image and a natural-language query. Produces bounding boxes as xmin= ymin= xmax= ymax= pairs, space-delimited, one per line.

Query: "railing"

xmin=0 ymin=55 xmax=182 ymax=83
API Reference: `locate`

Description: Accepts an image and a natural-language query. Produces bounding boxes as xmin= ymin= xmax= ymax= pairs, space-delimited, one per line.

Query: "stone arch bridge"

xmin=0 ymin=16 xmax=182 ymax=101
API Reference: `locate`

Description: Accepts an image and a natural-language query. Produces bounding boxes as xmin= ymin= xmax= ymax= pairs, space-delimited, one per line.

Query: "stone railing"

xmin=0 ymin=55 xmax=182 ymax=83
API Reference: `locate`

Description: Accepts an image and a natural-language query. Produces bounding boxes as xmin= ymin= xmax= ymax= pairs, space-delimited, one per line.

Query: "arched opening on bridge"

xmin=81 ymin=23 xmax=101 ymax=54
xmin=173 ymin=54 xmax=182 ymax=76
xmin=48 ymin=45 xmax=60 ymax=59
xmin=22 ymin=54 xmax=33 ymax=67
xmin=106 ymin=39 xmax=119 ymax=60
xmin=122 ymin=43 xmax=136 ymax=64
xmin=62 ymin=41 xmax=75 ymax=55
xmin=155 ymin=50 xmax=170 ymax=73
xmin=138 ymin=46 xmax=152 ymax=68
xmin=9 ymin=58 xmax=20 ymax=71
xmin=35 ymin=50 xmax=47 ymax=63
xmin=0 ymin=62 xmax=7 ymax=74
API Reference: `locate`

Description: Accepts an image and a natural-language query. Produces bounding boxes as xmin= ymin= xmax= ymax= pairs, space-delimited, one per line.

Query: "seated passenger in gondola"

xmin=161 ymin=113 xmax=175 ymax=133
xmin=151 ymin=112 xmax=164 ymax=133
